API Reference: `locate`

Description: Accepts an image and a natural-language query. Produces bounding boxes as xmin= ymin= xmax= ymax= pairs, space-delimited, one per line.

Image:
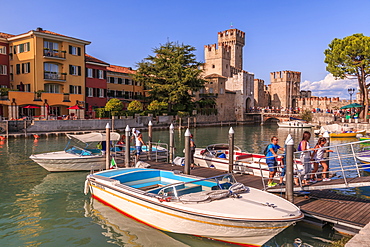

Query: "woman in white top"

xmin=295 ymin=131 xmax=312 ymax=186
xmin=310 ymin=137 xmax=333 ymax=182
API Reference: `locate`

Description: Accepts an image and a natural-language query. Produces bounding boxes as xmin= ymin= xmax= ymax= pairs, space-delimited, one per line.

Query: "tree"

xmin=133 ymin=41 xmax=205 ymax=112
xmin=105 ymin=98 xmax=123 ymax=116
xmin=324 ymin=34 xmax=370 ymax=118
xmin=147 ymin=100 xmax=168 ymax=116
xmin=127 ymin=100 xmax=143 ymax=113
xmin=300 ymin=110 xmax=313 ymax=122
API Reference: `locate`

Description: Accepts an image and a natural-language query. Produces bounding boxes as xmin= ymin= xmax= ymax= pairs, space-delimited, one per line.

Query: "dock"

xmin=142 ymin=161 xmax=370 ymax=235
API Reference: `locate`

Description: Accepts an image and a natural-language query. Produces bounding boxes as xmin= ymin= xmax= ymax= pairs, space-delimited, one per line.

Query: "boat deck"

xmin=144 ymin=161 xmax=370 ymax=233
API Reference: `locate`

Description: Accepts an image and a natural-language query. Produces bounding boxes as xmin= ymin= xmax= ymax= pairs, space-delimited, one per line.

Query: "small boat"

xmin=194 ymin=143 xmax=303 ymax=178
xmin=355 ymin=149 xmax=370 ymax=172
xmin=329 ymin=130 xmax=366 ymax=138
xmin=358 ymin=137 xmax=370 ymax=141
xmin=85 ymin=168 xmax=303 ymax=246
xmin=30 ymin=132 xmax=120 ymax=172
xmin=277 ymin=121 xmax=314 ymax=128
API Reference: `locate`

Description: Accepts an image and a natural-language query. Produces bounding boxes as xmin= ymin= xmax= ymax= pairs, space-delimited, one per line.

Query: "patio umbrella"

xmin=23 ymin=105 xmax=40 ymax=109
xmin=23 ymin=105 xmax=40 ymax=117
xmin=67 ymin=105 xmax=84 ymax=119
xmin=340 ymin=103 xmax=362 ymax=109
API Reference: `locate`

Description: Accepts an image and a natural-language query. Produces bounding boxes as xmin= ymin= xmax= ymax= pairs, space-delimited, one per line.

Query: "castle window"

xmin=212 ymin=64 xmax=215 ymax=68
xmin=209 ymin=88 xmax=214 ymax=93
xmin=226 ymin=64 xmax=228 ymax=69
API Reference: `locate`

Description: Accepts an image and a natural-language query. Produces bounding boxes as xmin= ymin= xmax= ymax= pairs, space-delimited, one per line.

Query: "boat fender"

xmin=84 ymin=180 xmax=90 ymax=195
xmin=158 ymin=197 xmax=171 ymax=202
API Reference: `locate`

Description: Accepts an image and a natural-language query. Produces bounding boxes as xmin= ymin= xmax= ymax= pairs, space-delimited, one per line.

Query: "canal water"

xmin=0 ymin=124 xmax=368 ymax=246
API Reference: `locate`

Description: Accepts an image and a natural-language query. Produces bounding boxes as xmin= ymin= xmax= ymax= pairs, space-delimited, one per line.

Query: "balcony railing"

xmin=44 ymin=72 xmax=66 ymax=81
xmin=43 ymin=49 xmax=66 ymax=59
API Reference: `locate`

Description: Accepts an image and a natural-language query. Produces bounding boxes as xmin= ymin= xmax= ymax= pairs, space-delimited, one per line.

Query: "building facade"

xmin=0 ymin=28 xmax=91 ymax=119
xmin=85 ymin=54 xmax=109 ymax=118
xmin=106 ymin=65 xmax=144 ymax=110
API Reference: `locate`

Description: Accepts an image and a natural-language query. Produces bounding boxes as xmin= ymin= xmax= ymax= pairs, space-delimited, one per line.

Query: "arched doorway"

xmin=246 ymin=98 xmax=252 ymax=112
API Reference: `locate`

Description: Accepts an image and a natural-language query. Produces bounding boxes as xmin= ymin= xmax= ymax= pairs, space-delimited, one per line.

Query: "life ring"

xmin=0 ymin=136 xmax=6 ymax=140
xmin=33 ymin=134 xmax=40 ymax=139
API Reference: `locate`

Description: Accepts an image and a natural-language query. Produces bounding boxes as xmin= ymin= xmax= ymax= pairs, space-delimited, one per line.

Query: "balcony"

xmin=43 ymin=49 xmax=66 ymax=60
xmin=44 ymin=72 xmax=66 ymax=82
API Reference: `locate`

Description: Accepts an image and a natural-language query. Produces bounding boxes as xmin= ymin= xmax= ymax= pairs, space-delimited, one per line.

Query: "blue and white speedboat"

xmin=85 ymin=168 xmax=303 ymax=246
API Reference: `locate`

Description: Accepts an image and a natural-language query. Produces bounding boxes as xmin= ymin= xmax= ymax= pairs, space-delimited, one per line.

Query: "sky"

xmin=2 ymin=0 xmax=369 ymax=99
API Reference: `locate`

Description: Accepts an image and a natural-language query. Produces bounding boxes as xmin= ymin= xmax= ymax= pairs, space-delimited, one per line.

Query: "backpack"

xmin=297 ymin=141 xmax=302 ymax=151
xmin=263 ymin=144 xmax=270 ymax=156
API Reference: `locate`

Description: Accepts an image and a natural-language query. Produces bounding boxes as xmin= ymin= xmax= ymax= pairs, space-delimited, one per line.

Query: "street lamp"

xmin=348 ymin=88 xmax=355 ymax=104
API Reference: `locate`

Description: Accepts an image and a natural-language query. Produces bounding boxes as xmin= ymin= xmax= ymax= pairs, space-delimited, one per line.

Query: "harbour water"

xmin=1 ymin=124 xmax=368 ymax=246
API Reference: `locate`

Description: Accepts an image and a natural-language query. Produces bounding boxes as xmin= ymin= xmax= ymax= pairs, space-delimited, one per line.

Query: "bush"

xmin=300 ymin=110 xmax=313 ymax=122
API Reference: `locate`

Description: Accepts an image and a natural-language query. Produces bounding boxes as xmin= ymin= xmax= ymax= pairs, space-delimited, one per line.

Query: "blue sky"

xmin=2 ymin=0 xmax=369 ymax=99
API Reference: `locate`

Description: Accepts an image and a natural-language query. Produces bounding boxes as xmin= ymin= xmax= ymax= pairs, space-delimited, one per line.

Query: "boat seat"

xmin=131 ymin=180 xmax=171 ymax=189
xmin=211 ymin=182 xmax=232 ymax=190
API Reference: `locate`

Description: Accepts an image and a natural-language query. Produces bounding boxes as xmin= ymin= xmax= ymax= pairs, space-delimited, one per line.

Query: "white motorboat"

xmin=30 ymin=132 xmax=120 ymax=172
xmin=85 ymin=168 xmax=303 ymax=246
xmin=194 ymin=143 xmax=303 ymax=178
xmin=277 ymin=121 xmax=314 ymax=128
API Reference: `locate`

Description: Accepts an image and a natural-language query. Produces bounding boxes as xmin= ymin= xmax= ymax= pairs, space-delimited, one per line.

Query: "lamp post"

xmin=348 ymin=88 xmax=355 ymax=115
xmin=348 ymin=88 xmax=355 ymax=104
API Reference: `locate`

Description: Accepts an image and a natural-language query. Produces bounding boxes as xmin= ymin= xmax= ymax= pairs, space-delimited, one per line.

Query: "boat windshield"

xmin=65 ymin=146 xmax=101 ymax=156
xmin=155 ymin=174 xmax=237 ymax=199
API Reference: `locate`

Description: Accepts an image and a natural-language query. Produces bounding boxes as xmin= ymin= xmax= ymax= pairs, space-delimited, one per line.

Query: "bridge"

xmin=244 ymin=112 xmax=301 ymax=123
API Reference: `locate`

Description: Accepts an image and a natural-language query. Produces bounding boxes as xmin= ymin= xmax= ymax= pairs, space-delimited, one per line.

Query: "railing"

xmin=44 ymin=72 xmax=66 ymax=81
xmin=257 ymin=139 xmax=370 ymax=190
xmin=43 ymin=49 xmax=66 ymax=59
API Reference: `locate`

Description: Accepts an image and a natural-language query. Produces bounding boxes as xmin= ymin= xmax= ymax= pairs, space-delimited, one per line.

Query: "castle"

xmin=198 ymin=29 xmax=254 ymax=121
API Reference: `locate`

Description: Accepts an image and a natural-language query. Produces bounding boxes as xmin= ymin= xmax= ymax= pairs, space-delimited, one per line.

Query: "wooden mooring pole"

xmin=228 ymin=127 xmax=234 ymax=173
xmin=184 ymin=128 xmax=191 ymax=175
xmin=148 ymin=121 xmax=153 ymax=160
xmin=285 ymin=134 xmax=294 ymax=203
xmin=125 ymin=125 xmax=130 ymax=167
xmin=169 ymin=124 xmax=174 ymax=163
xmin=105 ymin=123 xmax=111 ymax=170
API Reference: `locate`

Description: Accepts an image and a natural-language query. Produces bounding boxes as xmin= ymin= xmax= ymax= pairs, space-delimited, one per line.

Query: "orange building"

xmin=0 ymin=27 xmax=90 ymax=119
xmin=106 ymin=65 xmax=144 ymax=109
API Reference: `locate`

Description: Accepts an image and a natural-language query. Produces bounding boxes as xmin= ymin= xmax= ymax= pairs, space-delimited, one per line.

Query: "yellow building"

xmin=106 ymin=65 xmax=144 ymax=109
xmin=2 ymin=27 xmax=90 ymax=119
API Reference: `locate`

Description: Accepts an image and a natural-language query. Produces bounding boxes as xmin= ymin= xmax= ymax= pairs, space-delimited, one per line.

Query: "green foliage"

xmin=105 ymin=98 xmax=124 ymax=116
xmin=95 ymin=108 xmax=109 ymax=118
xmin=147 ymin=100 xmax=168 ymax=116
xmin=177 ymin=111 xmax=189 ymax=117
xmin=0 ymin=88 xmax=10 ymax=96
xmin=134 ymin=41 xmax=205 ymax=112
xmin=324 ymin=33 xmax=370 ymax=116
xmin=300 ymin=110 xmax=313 ymax=122
xmin=127 ymin=100 xmax=143 ymax=113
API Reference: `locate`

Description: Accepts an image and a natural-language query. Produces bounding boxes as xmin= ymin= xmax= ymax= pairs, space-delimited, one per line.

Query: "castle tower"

xmin=269 ymin=71 xmax=301 ymax=109
xmin=217 ymin=29 xmax=245 ymax=70
xmin=204 ymin=43 xmax=231 ymax=78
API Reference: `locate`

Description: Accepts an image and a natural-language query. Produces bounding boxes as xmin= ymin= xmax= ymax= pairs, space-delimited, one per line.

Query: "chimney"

xmin=36 ymin=27 xmax=43 ymax=31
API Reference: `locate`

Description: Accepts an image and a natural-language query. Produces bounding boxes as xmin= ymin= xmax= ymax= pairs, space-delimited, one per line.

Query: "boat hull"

xmin=88 ymin=181 xmax=297 ymax=246
xmin=30 ymin=151 xmax=105 ymax=172
xmin=330 ymin=130 xmax=366 ymax=138
xmin=277 ymin=121 xmax=314 ymax=128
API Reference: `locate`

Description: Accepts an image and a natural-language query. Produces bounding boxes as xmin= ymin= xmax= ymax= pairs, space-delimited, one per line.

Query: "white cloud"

xmin=300 ymin=74 xmax=359 ymax=99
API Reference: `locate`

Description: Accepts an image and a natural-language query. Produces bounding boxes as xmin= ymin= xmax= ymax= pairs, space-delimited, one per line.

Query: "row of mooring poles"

xmin=104 ymin=121 xmax=296 ymax=203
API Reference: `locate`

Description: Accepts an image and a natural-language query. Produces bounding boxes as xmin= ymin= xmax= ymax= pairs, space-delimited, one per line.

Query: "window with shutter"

xmin=69 ymin=45 xmax=72 ymax=54
xmin=16 ymin=64 xmax=20 ymax=74
xmin=69 ymin=85 xmax=73 ymax=93
xmin=22 ymin=63 xmax=24 ymax=74
xmin=78 ymin=86 xmax=81 ymax=94
xmin=78 ymin=66 xmax=81 ymax=76
xmin=77 ymin=47 xmax=81 ymax=56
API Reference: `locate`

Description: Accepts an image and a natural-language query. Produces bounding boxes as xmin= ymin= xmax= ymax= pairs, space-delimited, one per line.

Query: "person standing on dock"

xmin=190 ymin=134 xmax=196 ymax=169
xmin=132 ymin=128 xmax=145 ymax=161
xmin=296 ymin=131 xmax=312 ymax=186
xmin=266 ymin=136 xmax=285 ymax=187
xmin=310 ymin=137 xmax=333 ymax=182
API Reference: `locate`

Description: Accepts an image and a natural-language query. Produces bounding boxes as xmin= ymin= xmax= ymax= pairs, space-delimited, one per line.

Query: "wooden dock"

xmin=142 ymin=161 xmax=370 ymax=234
